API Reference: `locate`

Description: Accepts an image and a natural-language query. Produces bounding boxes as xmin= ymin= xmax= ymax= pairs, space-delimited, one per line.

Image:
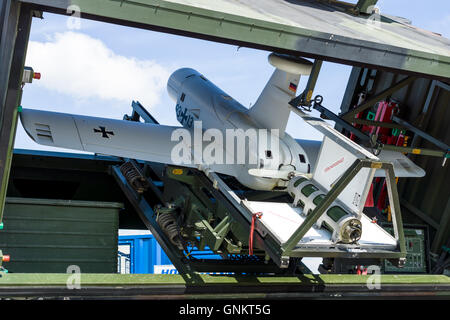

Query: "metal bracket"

xmin=123 ymin=100 xmax=159 ymax=124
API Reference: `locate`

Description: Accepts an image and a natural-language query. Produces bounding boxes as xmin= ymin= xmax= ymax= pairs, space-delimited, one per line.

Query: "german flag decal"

xmin=289 ymin=82 xmax=297 ymax=92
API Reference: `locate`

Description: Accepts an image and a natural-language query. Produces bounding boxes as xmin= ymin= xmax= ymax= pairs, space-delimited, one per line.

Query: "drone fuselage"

xmin=167 ymin=67 xmax=311 ymax=190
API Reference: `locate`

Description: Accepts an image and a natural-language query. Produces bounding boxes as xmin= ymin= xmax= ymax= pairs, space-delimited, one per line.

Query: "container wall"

xmin=0 ymin=197 xmax=121 ymax=273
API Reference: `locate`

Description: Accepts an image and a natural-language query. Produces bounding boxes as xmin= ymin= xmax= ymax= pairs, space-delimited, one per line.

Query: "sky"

xmin=15 ymin=0 xmax=450 ymax=153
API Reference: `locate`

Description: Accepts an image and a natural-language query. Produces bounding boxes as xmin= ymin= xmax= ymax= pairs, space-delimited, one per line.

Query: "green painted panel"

xmin=0 ymin=197 xmax=122 ymax=273
xmin=19 ymin=0 xmax=450 ymax=78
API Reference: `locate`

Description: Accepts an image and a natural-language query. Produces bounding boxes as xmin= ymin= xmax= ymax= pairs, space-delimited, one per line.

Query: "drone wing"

xmin=20 ymin=108 xmax=189 ymax=166
xmin=20 ymin=108 xmax=238 ymax=177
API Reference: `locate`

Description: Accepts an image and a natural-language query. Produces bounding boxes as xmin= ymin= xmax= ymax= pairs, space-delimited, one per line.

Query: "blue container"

xmin=118 ymin=232 xmax=224 ymax=274
xmin=118 ymin=234 xmax=172 ymax=274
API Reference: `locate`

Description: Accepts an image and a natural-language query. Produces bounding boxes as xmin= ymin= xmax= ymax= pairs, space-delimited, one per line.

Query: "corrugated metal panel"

xmin=0 ymin=197 xmax=122 ymax=273
xmin=398 ymin=83 xmax=450 ymax=252
xmin=387 ymin=79 xmax=449 ymax=223
xmin=118 ymin=234 xmax=172 ymax=274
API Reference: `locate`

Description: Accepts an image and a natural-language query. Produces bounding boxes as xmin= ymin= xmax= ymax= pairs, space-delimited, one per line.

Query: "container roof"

xmin=22 ymin=0 xmax=450 ymax=79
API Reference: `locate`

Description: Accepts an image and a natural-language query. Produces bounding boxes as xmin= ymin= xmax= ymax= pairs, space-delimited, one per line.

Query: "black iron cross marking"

xmin=93 ymin=126 xmax=114 ymax=138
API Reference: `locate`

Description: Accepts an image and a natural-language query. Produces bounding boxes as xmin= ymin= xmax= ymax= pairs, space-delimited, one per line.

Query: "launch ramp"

xmin=204 ymin=157 xmax=406 ymax=269
xmin=243 ymin=201 xmax=397 ymax=249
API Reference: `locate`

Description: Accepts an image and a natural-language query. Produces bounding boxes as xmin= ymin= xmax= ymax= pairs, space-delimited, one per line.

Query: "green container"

xmin=0 ymin=197 xmax=122 ymax=273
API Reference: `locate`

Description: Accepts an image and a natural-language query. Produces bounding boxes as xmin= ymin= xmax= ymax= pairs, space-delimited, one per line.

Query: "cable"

xmin=248 ymin=212 xmax=263 ymax=255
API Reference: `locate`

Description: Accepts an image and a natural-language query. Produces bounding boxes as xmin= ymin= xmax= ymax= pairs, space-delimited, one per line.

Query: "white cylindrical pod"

xmin=287 ymin=176 xmax=362 ymax=244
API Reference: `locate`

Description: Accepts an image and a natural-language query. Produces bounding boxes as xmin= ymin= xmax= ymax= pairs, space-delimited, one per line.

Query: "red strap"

xmin=364 ymin=183 xmax=374 ymax=207
xmin=249 ymin=212 xmax=263 ymax=255
xmin=356 ymin=265 xmax=368 ymax=275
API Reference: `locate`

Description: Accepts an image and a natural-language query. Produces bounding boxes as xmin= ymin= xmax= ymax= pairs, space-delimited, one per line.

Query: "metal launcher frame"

xmin=278 ymin=158 xmax=406 ymax=264
xmin=110 ymin=101 xmax=407 ymax=277
xmin=202 ymin=159 xmax=407 ymax=269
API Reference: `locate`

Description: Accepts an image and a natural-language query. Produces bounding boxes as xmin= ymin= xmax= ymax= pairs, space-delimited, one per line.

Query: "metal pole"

xmin=392 ymin=115 xmax=449 ymax=152
xmin=380 ymin=144 xmax=446 ymax=158
xmin=0 ymin=0 xmax=20 ymax=124
xmin=340 ymin=77 xmax=415 ymax=120
xmin=0 ymin=3 xmax=33 ymax=223
xmin=351 ymin=119 xmax=405 ymax=130
xmin=313 ymin=102 xmax=372 ymax=144
xmin=384 ymin=163 xmax=407 ymax=264
xmin=289 ymin=59 xmax=322 ymax=108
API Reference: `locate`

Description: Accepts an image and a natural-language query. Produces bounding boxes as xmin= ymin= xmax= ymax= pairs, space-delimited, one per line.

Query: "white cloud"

xmin=25 ymin=32 xmax=170 ymax=108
